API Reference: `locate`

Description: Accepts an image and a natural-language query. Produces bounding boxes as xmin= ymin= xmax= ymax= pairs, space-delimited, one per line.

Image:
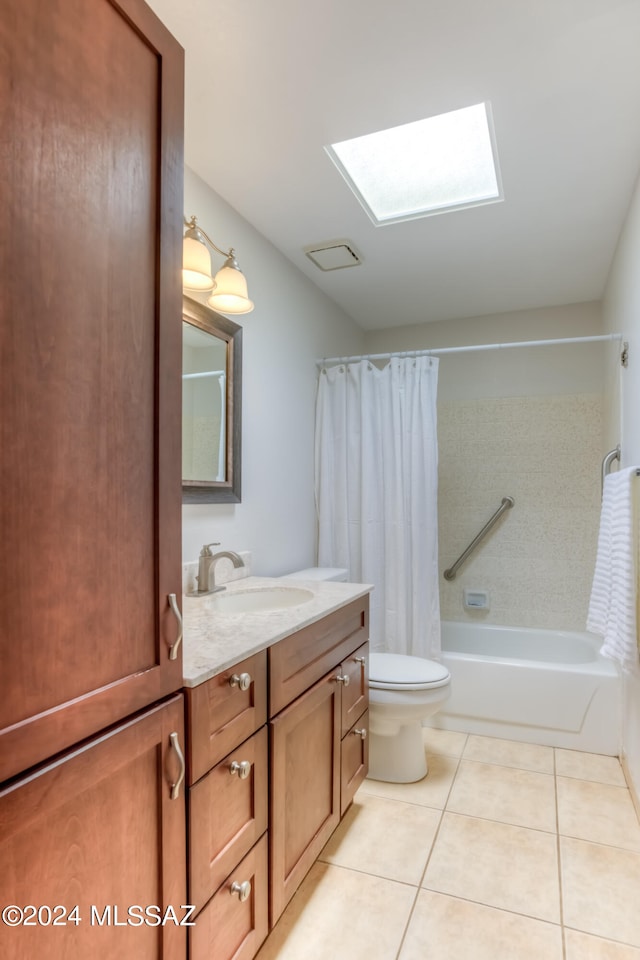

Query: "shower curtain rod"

xmin=317 ymin=333 xmax=624 ymax=367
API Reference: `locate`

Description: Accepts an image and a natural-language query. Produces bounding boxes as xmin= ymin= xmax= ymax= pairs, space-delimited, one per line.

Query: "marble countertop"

xmin=182 ymin=576 xmax=373 ymax=687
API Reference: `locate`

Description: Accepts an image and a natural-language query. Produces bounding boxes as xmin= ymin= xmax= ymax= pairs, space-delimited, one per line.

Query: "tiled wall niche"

xmin=438 ymin=393 xmax=603 ymax=630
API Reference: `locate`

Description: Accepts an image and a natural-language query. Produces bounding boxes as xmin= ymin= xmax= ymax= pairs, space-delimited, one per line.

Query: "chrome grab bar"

xmin=443 ymin=497 xmax=514 ymax=581
xmin=601 ymin=445 xmax=620 ymax=495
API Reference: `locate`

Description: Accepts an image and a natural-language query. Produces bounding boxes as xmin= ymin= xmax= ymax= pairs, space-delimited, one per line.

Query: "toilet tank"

xmin=281 ymin=567 xmax=349 ymax=582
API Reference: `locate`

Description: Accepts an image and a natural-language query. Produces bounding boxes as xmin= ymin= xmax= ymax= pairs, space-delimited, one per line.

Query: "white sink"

xmin=210 ymin=586 xmax=314 ymax=615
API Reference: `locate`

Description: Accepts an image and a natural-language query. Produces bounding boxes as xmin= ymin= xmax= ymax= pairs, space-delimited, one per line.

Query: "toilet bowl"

xmin=368 ymin=652 xmax=450 ymax=783
xmin=281 ymin=566 xmax=451 ymax=784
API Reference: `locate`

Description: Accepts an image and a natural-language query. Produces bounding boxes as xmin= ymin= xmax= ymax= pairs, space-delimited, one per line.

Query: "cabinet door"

xmin=0 ymin=0 xmax=184 ymax=782
xmin=189 ymin=726 xmax=268 ymax=911
xmin=0 ymin=695 xmax=187 ymax=960
xmin=269 ymin=671 xmax=341 ymax=925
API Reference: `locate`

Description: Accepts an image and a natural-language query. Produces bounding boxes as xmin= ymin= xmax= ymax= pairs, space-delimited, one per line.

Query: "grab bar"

xmin=601 ymin=445 xmax=620 ymax=495
xmin=443 ymin=497 xmax=514 ymax=581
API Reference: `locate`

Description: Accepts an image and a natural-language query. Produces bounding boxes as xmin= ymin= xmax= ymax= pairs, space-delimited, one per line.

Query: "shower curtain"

xmin=315 ymin=356 xmax=441 ymax=659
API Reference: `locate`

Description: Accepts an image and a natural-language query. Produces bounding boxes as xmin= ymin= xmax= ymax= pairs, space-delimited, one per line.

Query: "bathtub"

xmin=427 ymin=621 xmax=621 ymax=755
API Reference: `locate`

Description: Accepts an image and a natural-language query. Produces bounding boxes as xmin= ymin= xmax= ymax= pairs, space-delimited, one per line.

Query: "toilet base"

xmin=367 ymin=721 xmax=428 ymax=783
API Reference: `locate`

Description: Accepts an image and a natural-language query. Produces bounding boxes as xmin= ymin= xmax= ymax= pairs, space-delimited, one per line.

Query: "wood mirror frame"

xmin=182 ymin=295 xmax=242 ymax=503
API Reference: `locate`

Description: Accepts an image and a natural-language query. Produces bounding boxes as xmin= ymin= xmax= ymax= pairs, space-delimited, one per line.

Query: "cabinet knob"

xmin=353 ymin=727 xmax=367 ymax=740
xmin=334 ymin=674 xmax=350 ymax=686
xmin=229 ymin=760 xmax=252 ymax=779
xmin=229 ymin=672 xmax=252 ymax=691
xmin=230 ymin=880 xmax=252 ymax=902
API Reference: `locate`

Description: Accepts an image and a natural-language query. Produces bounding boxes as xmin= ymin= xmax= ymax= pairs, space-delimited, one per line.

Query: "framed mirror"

xmin=182 ymin=295 xmax=242 ymax=503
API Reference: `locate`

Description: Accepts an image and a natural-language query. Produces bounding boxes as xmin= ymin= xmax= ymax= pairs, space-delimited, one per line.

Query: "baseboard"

xmin=621 ymin=751 xmax=640 ymax=823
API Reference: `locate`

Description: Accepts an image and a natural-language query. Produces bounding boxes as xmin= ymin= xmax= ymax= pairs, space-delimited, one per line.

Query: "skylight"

xmin=325 ymin=102 xmax=503 ymax=226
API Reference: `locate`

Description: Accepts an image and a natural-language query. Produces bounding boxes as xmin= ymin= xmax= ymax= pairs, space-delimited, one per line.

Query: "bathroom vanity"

xmin=182 ymin=579 xmax=371 ymax=960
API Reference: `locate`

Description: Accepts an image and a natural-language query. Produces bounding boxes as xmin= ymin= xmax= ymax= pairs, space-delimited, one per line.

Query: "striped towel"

xmin=587 ymin=466 xmax=639 ymax=672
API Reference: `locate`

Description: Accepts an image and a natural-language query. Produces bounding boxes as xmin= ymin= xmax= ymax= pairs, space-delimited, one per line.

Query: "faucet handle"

xmin=200 ymin=542 xmax=221 ymax=557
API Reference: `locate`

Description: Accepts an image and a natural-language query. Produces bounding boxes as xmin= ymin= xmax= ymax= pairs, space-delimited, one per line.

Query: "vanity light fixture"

xmin=182 ymin=215 xmax=254 ymax=315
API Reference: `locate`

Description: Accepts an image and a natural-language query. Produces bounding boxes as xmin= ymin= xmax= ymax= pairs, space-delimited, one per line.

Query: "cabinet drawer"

xmin=269 ymin=596 xmax=369 ymax=716
xmin=190 ymin=834 xmax=269 ymax=960
xmin=340 ymin=641 xmax=369 ymax=736
xmin=189 ymin=726 xmax=268 ymax=911
xmin=187 ymin=651 xmax=267 ymax=784
xmin=341 ymin=709 xmax=369 ymax=815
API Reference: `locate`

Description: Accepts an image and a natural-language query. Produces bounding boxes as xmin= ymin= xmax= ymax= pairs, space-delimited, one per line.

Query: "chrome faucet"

xmin=195 ymin=543 xmax=245 ymax=595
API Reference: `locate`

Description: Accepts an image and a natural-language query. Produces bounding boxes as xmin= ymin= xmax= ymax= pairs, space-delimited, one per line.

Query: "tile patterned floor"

xmin=256 ymin=730 xmax=640 ymax=960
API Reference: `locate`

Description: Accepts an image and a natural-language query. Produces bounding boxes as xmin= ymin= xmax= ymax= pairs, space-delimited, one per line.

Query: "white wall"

xmin=603 ymin=170 xmax=640 ymax=796
xmin=364 ymin=301 xmax=604 ymax=399
xmin=182 ymin=166 xmax=364 ymax=573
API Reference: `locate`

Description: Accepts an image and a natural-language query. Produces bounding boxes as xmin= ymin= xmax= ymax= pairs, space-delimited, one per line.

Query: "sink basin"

xmin=210 ymin=586 xmax=314 ymax=615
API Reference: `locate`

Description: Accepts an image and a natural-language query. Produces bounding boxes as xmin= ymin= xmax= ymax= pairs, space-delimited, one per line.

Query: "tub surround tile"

xmin=557 ymin=777 xmax=640 ymax=851
xmin=255 ymin=862 xmax=415 ymax=960
xmin=565 ymin=930 xmax=640 ymax=959
xmin=438 ymin=392 xmax=602 ymax=630
xmin=463 ymin=734 xmax=555 ymax=774
xmin=556 ymin=749 xmax=627 ymax=786
xmin=359 ymin=753 xmax=459 ymax=810
xmin=561 ymin=837 xmax=640 ymax=946
xmin=423 ymin=813 xmax=560 ymax=922
xmin=319 ymin=793 xmax=441 ymax=885
xmin=398 ymin=890 xmax=563 ymax=960
xmin=446 ymin=760 xmax=557 ymax=832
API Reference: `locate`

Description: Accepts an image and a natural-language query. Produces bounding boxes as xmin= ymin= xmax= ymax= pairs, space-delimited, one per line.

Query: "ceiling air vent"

xmin=303 ymin=240 xmax=363 ymax=271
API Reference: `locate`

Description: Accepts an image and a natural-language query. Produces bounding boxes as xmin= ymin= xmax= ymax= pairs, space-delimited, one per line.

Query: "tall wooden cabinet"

xmin=0 ymin=0 xmax=184 ymax=783
xmin=0 ymin=1 xmax=186 ymax=957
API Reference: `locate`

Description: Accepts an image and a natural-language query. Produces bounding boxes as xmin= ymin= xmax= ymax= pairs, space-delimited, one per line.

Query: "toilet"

xmin=281 ymin=567 xmax=451 ymax=784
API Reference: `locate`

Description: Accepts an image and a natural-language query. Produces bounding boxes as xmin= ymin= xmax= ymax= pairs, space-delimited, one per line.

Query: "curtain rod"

xmin=317 ymin=333 xmax=625 ymax=367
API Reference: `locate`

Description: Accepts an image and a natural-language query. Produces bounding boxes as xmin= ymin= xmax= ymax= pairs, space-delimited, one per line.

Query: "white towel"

xmin=587 ymin=466 xmax=638 ymax=672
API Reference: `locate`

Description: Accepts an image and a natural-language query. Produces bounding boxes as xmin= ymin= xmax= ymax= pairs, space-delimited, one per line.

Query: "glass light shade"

xmin=183 ymin=236 xmax=215 ymax=291
xmin=207 ymin=261 xmax=254 ymax=314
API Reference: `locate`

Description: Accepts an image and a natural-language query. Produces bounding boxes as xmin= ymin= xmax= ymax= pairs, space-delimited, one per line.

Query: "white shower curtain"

xmin=315 ymin=356 xmax=441 ymax=659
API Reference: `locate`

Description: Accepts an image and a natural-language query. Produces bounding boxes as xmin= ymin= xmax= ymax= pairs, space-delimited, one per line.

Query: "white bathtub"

xmin=427 ymin=621 xmax=621 ymax=755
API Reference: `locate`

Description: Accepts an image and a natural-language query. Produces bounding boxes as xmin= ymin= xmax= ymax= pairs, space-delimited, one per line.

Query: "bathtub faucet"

xmin=195 ymin=543 xmax=245 ymax=595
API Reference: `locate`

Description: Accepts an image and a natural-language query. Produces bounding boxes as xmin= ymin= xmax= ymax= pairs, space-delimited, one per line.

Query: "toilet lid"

xmin=369 ymin=652 xmax=450 ymax=690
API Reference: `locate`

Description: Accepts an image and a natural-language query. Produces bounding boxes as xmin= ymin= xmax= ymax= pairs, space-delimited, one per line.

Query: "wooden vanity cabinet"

xmin=268 ymin=596 xmax=369 ymax=926
xmin=186 ymin=651 xmax=269 ymax=960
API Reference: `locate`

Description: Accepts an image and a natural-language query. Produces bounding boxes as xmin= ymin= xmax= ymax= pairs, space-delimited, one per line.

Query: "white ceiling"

xmin=147 ymin=0 xmax=640 ymax=331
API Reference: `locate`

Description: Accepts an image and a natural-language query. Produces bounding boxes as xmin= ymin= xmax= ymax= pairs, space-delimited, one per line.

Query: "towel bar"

xmin=601 ymin=446 xmax=621 ymax=495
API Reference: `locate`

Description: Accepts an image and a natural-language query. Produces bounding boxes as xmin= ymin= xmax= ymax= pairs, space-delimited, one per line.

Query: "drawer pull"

xmin=229 ymin=760 xmax=251 ymax=779
xmin=229 ymin=672 xmax=252 ymax=691
xmin=168 ymin=732 xmax=186 ymax=800
xmin=353 ymin=727 xmax=367 ymax=740
xmin=334 ymin=673 xmax=350 ymax=686
xmin=354 ymin=656 xmax=366 ymax=665
xmin=167 ymin=593 xmax=183 ymax=661
xmin=230 ymin=880 xmax=252 ymax=902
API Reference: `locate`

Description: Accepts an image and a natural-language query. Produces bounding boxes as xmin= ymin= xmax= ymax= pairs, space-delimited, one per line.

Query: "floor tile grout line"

xmin=313 ymin=858 xmax=424 ymax=891
xmin=554 ymin=748 xmax=568 ymax=960
xmin=415 ymin=887 xmax=564 ymax=929
xmin=393 ymin=733 xmax=469 ymax=960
